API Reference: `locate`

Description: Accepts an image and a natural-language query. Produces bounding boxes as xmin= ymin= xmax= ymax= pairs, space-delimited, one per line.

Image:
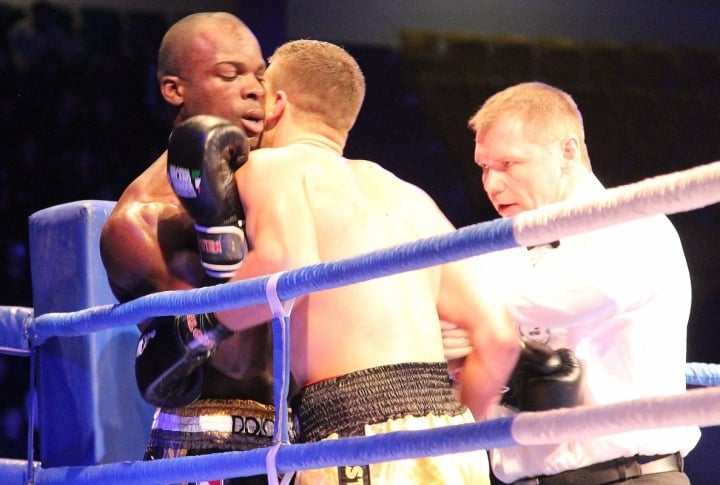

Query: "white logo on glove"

xmin=168 ymin=165 xmax=199 ymax=198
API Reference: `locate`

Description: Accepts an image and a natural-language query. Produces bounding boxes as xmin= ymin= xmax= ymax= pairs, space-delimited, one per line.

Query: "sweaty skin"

xmin=99 ymin=13 xmax=274 ymax=403
xmin=213 ymin=39 xmax=519 ymax=419
xmin=218 ymin=139 xmax=517 ymax=418
xmin=101 ymin=151 xmax=274 ymax=402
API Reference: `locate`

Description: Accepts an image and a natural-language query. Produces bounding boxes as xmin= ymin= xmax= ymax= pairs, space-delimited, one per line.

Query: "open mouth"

xmin=241 ymin=117 xmax=264 ymax=137
xmin=496 ymin=203 xmax=516 ymax=215
xmin=241 ymin=107 xmax=265 ymax=137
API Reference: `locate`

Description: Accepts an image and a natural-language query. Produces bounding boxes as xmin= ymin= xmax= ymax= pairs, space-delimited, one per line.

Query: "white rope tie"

xmin=265 ymin=272 xmax=295 ymax=320
xmin=264 ymin=272 xmax=295 ymax=485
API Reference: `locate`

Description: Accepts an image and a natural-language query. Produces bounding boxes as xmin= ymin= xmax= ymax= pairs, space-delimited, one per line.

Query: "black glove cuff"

xmin=176 ymin=312 xmax=233 ymax=354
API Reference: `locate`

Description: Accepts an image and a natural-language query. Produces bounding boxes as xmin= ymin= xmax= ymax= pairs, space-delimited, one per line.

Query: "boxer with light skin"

xmin=168 ymin=39 xmax=521 ymax=484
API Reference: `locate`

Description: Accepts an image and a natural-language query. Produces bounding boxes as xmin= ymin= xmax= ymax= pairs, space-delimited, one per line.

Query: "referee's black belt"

xmin=513 ymin=452 xmax=683 ymax=485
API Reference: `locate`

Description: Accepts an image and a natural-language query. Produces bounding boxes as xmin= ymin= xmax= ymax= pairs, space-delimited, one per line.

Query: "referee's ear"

xmin=560 ymin=136 xmax=580 ymax=172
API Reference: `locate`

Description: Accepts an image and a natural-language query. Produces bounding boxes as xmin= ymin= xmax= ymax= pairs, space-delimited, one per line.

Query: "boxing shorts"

xmin=291 ymin=362 xmax=490 ymax=485
xmin=144 ymin=398 xmax=295 ymax=485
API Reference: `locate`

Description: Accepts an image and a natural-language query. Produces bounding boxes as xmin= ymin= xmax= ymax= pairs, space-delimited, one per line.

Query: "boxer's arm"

xmin=101 ymin=157 xmax=204 ymax=305
xmin=102 ymin=150 xmax=242 ymax=406
xmin=101 ymin=216 xmax=170 ymax=298
xmin=438 ymin=257 xmax=521 ymax=419
xmin=217 ymin=152 xmax=319 ymax=331
xmin=135 ymin=313 xmax=232 ymax=407
xmin=398 ymin=189 xmax=521 ymax=418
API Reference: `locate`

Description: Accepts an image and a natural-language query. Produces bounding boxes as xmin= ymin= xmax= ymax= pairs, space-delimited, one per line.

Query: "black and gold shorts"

xmin=144 ymin=399 xmax=295 ymax=485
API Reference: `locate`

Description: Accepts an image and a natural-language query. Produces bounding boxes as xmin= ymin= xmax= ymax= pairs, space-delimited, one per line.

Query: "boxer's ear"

xmin=265 ymin=90 xmax=286 ymax=130
xmin=161 ymin=75 xmax=184 ymax=106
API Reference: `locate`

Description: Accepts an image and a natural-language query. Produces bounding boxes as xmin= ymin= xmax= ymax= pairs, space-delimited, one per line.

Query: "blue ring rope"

xmin=686 ymin=362 xmax=720 ymax=386
xmin=30 ymin=418 xmax=516 ymax=485
xmin=24 ymin=385 xmax=720 ymax=485
xmin=28 ymin=218 xmax=517 ymax=344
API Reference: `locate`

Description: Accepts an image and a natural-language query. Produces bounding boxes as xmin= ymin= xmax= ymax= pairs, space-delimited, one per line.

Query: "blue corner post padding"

xmin=28 ymin=200 xmax=155 ymax=467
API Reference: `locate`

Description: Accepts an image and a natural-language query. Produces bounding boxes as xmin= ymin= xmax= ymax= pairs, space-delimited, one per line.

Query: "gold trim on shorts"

xmin=146 ymin=399 xmax=293 ymax=457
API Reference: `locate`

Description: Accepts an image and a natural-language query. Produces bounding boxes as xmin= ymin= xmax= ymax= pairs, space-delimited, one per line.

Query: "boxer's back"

xmin=243 ymin=143 xmax=450 ymax=385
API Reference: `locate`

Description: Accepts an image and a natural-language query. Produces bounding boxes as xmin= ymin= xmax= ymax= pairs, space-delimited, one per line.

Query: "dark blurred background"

xmin=0 ymin=0 xmax=719 ymax=482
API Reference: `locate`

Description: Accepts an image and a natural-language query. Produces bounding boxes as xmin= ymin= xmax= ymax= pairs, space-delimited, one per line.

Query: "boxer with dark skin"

xmin=100 ymin=12 xmax=281 ymax=484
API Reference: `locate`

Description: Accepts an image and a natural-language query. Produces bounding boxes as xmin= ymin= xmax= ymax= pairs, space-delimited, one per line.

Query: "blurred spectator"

xmin=7 ymin=1 xmax=79 ymax=72
xmin=1 ymin=240 xmax=31 ymax=307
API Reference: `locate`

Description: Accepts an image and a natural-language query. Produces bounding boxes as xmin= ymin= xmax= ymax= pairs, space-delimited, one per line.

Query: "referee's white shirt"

xmin=489 ymin=174 xmax=701 ymax=483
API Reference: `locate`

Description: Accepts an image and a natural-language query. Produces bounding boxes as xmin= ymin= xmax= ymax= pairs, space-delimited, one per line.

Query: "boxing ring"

xmin=3 ymin=160 xmax=720 ymax=484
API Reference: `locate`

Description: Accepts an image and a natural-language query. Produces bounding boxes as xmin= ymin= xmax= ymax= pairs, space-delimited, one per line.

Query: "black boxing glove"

xmin=500 ymin=338 xmax=583 ymax=412
xmin=167 ymin=115 xmax=250 ymax=279
xmin=135 ymin=313 xmax=233 ymax=408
